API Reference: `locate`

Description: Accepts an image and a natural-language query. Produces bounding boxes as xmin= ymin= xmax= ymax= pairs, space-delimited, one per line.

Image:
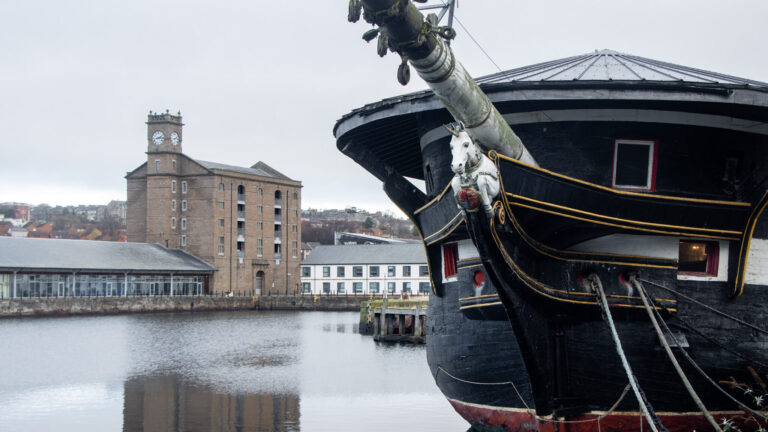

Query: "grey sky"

xmin=2 ymin=1 xmax=766 ymax=213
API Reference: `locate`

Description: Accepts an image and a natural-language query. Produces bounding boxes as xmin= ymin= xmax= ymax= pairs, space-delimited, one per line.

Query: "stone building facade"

xmin=126 ymin=112 xmax=302 ymax=295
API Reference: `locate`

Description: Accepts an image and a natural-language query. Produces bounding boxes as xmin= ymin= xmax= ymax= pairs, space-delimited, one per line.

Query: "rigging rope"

xmin=639 ymin=278 xmax=768 ymax=336
xmin=631 ymin=276 xmax=724 ymax=432
xmin=641 ymin=282 xmax=768 ymax=422
xmin=589 ymin=274 xmax=668 ymax=432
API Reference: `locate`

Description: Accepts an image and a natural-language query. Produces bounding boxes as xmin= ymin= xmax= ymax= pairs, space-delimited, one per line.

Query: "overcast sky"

xmin=2 ymin=0 xmax=767 ymax=213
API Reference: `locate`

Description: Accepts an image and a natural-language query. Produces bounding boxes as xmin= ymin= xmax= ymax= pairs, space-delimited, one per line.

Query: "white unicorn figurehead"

xmin=446 ymin=122 xmax=482 ymax=175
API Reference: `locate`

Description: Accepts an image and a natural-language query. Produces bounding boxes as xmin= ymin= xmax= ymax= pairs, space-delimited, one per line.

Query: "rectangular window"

xmin=181 ymin=200 xmax=187 ymax=212
xmin=612 ymin=139 xmax=657 ymax=191
xmin=387 ymin=282 xmax=396 ymax=293
xmin=171 ymin=200 xmax=176 ymax=211
xmin=181 ymin=218 xmax=187 ymax=230
xmin=292 ymin=241 xmax=298 ymax=258
xmin=155 ymin=160 xmax=160 ymax=172
xmin=323 ymin=266 xmax=330 ymax=277
xmin=678 ymin=240 xmax=719 ymax=276
xmin=323 ymin=282 xmax=331 ymax=294
xmin=302 ymin=282 xmax=311 ymax=294
xmin=257 ymin=222 xmax=263 ymax=230
xmin=337 ymin=266 xmax=345 ymax=277
xmin=369 ymin=282 xmax=379 ymax=294
xmin=258 ymin=205 xmax=263 ymax=214
xmin=292 ymin=225 xmax=297 ymax=232
xmin=353 ymin=282 xmax=363 ymax=293
xmin=419 ymin=282 xmax=431 ymax=294
xmin=218 ymin=236 xmax=225 ymax=256
xmin=443 ymin=242 xmax=458 ymax=279
xmin=419 ymin=265 xmax=429 ymax=277
xmin=171 ymin=217 xmax=176 ymax=229
xmin=337 ymin=282 xmax=345 ymax=294
xmin=218 ymin=218 xmax=224 ymax=228
xmin=180 ymin=235 xmax=187 ymax=247
xmin=353 ymin=266 xmax=363 ymax=277
xmin=293 ymin=210 xmax=298 ymax=217
xmin=172 ymin=160 xmax=176 ymax=169
xmin=402 ymin=282 xmax=411 ymax=293
xmin=302 ymin=266 xmax=311 ymax=277
xmin=172 ymin=180 xmax=177 ymax=193
xmin=218 ymin=201 xmax=224 ymax=209
xmin=387 ymin=266 xmax=396 ymax=277
xmin=403 ymin=266 xmax=411 ymax=277
xmin=181 ymin=180 xmax=188 ymax=194
xmin=369 ymin=266 xmax=379 ymax=277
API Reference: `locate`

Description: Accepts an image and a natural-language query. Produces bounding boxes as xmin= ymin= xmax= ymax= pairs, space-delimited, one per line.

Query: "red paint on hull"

xmin=449 ymin=399 xmax=765 ymax=432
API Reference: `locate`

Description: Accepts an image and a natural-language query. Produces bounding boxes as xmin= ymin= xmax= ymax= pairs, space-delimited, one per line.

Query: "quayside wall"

xmin=0 ymin=295 xmax=367 ymax=318
xmin=255 ymin=295 xmax=365 ymax=311
xmin=0 ymin=296 xmax=255 ymax=318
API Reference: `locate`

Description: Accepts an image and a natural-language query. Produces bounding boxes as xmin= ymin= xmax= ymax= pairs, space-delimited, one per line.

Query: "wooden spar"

xmin=356 ymin=0 xmax=537 ymax=166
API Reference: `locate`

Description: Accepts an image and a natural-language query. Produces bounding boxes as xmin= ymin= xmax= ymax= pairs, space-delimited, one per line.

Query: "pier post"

xmin=398 ymin=315 xmax=405 ymax=335
xmin=414 ymin=307 xmax=422 ymax=337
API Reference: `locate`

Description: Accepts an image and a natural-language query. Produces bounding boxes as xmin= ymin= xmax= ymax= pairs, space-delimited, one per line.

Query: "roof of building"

xmin=194 ymin=159 xmax=295 ymax=181
xmin=334 ymin=231 xmax=408 ymax=245
xmin=301 ymin=244 xmax=426 ymax=265
xmin=0 ymin=237 xmax=216 ymax=273
xmin=474 ymin=49 xmax=768 ymax=87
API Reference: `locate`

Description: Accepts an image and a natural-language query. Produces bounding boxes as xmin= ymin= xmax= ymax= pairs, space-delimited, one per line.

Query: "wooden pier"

xmin=362 ymin=298 xmax=427 ymax=343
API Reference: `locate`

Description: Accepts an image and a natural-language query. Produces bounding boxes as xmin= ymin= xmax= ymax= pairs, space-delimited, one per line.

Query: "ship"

xmin=335 ymin=1 xmax=768 ymax=431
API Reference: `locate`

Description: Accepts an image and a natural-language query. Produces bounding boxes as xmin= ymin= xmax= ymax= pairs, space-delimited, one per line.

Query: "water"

xmin=0 ymin=310 xmax=469 ymax=431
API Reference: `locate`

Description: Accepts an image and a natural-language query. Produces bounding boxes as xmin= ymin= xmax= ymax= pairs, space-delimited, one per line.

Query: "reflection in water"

xmin=123 ymin=375 xmax=299 ymax=432
xmin=0 ymin=310 xmax=468 ymax=431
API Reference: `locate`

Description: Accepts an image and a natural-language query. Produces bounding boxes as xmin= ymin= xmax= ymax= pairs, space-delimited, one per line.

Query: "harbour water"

xmin=0 ymin=310 xmax=470 ymax=431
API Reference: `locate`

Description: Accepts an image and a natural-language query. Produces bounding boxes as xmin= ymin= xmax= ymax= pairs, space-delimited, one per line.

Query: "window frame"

xmin=611 ymin=139 xmax=658 ymax=191
xmin=353 ymin=266 xmax=363 ymax=277
xmin=678 ymin=240 xmax=720 ymax=277
xmin=302 ymin=266 xmax=311 ymax=277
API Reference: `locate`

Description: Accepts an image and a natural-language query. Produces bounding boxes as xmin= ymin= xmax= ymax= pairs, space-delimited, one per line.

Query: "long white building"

xmin=300 ymin=244 xmax=430 ymax=295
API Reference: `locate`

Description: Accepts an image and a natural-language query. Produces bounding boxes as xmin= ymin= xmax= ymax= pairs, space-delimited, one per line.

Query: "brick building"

xmin=126 ymin=112 xmax=302 ymax=295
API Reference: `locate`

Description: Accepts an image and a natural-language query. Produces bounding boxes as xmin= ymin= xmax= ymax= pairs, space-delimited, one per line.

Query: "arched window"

xmin=258 ymin=188 xmax=263 ymax=196
xmin=274 ymin=190 xmax=281 ymax=199
xmin=237 ymin=185 xmax=245 ymax=194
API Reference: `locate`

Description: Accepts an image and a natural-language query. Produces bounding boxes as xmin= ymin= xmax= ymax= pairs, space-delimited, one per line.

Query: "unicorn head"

xmin=446 ymin=122 xmax=481 ymax=175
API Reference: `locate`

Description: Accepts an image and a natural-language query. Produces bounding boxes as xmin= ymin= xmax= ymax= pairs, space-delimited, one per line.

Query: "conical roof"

xmin=475 ymin=49 xmax=768 ymax=87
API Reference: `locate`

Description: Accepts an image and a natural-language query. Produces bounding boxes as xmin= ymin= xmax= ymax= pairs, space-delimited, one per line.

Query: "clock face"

xmin=170 ymin=132 xmax=180 ymax=146
xmin=151 ymin=130 xmax=165 ymax=146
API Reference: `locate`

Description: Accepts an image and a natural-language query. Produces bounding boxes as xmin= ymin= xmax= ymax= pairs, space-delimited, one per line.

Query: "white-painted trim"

xmin=745 ymin=238 xmax=768 ymax=285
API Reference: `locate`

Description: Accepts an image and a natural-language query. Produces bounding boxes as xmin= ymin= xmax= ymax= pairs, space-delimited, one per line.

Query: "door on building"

xmin=255 ymin=271 xmax=264 ymax=296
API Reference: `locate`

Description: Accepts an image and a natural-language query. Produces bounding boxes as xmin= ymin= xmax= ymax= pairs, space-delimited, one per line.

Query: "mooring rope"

xmin=631 ymin=276 xmax=724 ymax=432
xmin=672 ymin=315 xmax=768 ymax=370
xmin=639 ymin=278 xmax=768 ymax=336
xmin=589 ymin=274 xmax=668 ymax=432
xmin=640 ymin=282 xmax=768 ymax=422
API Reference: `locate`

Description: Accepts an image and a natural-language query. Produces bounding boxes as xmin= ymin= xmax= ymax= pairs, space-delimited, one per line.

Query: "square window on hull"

xmin=678 ymin=240 xmax=719 ymax=276
xmin=612 ymin=139 xmax=657 ymax=191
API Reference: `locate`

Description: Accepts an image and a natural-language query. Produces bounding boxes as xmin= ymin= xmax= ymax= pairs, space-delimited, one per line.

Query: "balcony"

xmin=237 ymin=228 xmax=246 ymax=236
xmin=274 ymin=198 xmax=282 ymax=208
xmin=274 ymin=230 xmax=282 ymax=238
xmin=237 ymin=211 xmax=245 ymax=220
xmin=274 ymin=253 xmax=282 ymax=260
xmin=274 ymin=214 xmax=282 ymax=224
xmin=237 ymin=250 xmax=245 ymax=259
xmin=237 ymin=194 xmax=245 ymax=204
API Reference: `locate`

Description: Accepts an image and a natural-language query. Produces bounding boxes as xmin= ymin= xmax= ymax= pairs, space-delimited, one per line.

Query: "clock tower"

xmin=146 ymin=110 xmax=183 ymax=154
